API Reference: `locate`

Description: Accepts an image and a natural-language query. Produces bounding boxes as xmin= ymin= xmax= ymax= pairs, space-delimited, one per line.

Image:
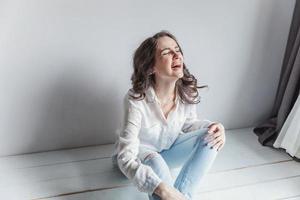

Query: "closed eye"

xmin=161 ymin=49 xmax=181 ymax=56
xmin=162 ymin=51 xmax=171 ymax=55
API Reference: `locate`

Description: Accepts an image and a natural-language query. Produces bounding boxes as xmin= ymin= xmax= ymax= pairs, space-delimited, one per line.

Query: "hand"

xmin=204 ymin=122 xmax=226 ymax=151
xmin=154 ymin=182 xmax=187 ymax=200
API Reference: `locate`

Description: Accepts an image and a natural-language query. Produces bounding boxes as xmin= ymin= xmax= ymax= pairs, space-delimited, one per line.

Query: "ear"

xmin=152 ymin=66 xmax=157 ymax=73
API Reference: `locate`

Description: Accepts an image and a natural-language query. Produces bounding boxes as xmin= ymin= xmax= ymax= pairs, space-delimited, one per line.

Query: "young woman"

xmin=112 ymin=31 xmax=226 ymax=200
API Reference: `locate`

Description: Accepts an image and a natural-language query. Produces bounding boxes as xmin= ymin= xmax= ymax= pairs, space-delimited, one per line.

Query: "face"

xmin=153 ymin=36 xmax=184 ymax=81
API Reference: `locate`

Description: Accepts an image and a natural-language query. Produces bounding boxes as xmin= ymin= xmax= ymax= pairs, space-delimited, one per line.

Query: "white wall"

xmin=0 ymin=0 xmax=295 ymax=156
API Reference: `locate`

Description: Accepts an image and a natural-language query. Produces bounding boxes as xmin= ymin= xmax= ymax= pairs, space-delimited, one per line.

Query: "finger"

xmin=204 ymin=131 xmax=222 ymax=141
xmin=217 ymin=138 xmax=226 ymax=149
xmin=213 ymin=139 xmax=223 ymax=148
xmin=211 ymin=130 xmax=222 ymax=137
xmin=207 ymin=135 xmax=222 ymax=147
xmin=208 ymin=123 xmax=219 ymax=133
xmin=208 ymin=126 xmax=218 ymax=134
xmin=209 ymin=141 xmax=222 ymax=151
xmin=217 ymin=141 xmax=225 ymax=151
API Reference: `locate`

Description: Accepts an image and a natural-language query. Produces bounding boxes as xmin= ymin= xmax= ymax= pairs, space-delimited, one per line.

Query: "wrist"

xmin=154 ymin=182 xmax=168 ymax=197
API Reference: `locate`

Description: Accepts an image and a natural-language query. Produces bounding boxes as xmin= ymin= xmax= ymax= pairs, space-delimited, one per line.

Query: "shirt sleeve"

xmin=116 ymin=92 xmax=162 ymax=194
xmin=181 ymin=103 xmax=216 ymax=133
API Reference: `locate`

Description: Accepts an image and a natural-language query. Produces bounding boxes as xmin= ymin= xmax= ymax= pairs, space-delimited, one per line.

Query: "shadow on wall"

xmin=13 ymin=64 xmax=129 ymax=199
xmin=26 ymin=64 xmax=120 ymax=154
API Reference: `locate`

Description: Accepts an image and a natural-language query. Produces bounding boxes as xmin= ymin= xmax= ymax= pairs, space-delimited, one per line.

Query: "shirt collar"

xmin=145 ymin=85 xmax=179 ymax=104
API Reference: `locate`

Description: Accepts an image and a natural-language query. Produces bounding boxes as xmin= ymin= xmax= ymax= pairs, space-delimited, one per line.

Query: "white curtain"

xmin=273 ymin=93 xmax=300 ymax=159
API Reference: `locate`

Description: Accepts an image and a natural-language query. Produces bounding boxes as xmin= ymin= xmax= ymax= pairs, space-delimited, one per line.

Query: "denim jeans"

xmin=142 ymin=128 xmax=218 ymax=200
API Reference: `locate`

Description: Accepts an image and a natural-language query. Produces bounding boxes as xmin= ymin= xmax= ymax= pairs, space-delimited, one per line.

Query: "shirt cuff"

xmin=133 ymin=164 xmax=162 ymax=194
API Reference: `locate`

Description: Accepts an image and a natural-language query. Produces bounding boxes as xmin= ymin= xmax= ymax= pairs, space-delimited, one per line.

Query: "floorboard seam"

xmin=276 ymin=194 xmax=300 ymax=200
xmin=2 ymin=156 xmax=112 ymax=170
xmin=210 ymin=159 xmax=293 ymax=174
xmin=31 ymin=184 xmax=130 ymax=200
xmin=198 ymin=174 xmax=300 ymax=194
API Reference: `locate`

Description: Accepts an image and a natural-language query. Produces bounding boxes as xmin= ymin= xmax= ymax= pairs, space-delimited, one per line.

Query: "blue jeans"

xmin=142 ymin=128 xmax=218 ymax=200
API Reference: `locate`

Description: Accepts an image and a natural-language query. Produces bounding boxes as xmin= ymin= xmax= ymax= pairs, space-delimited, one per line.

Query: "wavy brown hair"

xmin=130 ymin=30 xmax=208 ymax=104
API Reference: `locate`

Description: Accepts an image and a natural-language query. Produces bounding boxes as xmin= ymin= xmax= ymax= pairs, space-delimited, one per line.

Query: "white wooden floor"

xmin=1 ymin=127 xmax=299 ymax=200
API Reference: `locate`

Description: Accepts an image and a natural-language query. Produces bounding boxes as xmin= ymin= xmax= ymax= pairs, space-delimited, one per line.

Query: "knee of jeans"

xmin=195 ymin=130 xmax=210 ymax=145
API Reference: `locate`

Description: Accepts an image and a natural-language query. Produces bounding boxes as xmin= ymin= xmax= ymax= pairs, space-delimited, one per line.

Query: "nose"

xmin=172 ymin=50 xmax=180 ymax=59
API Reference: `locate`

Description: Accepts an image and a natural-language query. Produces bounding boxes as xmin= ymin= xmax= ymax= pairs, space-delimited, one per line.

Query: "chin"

xmin=176 ymin=72 xmax=184 ymax=78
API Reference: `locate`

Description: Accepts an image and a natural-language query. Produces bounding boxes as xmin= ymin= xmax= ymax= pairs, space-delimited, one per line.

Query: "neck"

xmin=153 ymin=80 xmax=177 ymax=103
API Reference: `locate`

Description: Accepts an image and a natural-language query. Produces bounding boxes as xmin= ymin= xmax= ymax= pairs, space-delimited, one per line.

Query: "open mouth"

xmin=172 ymin=64 xmax=181 ymax=69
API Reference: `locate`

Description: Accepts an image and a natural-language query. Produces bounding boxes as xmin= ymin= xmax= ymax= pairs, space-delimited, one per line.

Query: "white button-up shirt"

xmin=112 ymin=85 xmax=214 ymax=194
